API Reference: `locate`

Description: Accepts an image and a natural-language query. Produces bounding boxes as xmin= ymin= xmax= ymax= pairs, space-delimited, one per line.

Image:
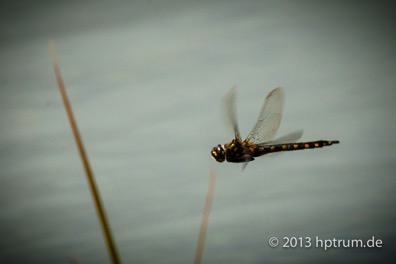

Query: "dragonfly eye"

xmin=211 ymin=145 xmax=225 ymax=162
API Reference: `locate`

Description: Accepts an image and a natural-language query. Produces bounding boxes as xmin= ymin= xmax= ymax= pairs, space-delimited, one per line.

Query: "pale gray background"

xmin=1 ymin=1 xmax=395 ymax=263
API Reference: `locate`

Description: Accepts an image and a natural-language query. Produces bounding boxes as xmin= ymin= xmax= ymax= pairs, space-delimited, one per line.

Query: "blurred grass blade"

xmin=49 ymin=40 xmax=121 ymax=264
xmin=194 ymin=163 xmax=217 ymax=264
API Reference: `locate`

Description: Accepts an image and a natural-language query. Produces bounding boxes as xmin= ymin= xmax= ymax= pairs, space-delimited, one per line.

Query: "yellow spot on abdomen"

xmin=270 ymin=146 xmax=275 ymax=151
xmin=293 ymin=144 xmax=299 ymax=148
xmin=314 ymin=143 xmax=319 ymax=147
xmin=282 ymin=145 xmax=287 ymax=150
xmin=304 ymin=144 xmax=309 ymax=148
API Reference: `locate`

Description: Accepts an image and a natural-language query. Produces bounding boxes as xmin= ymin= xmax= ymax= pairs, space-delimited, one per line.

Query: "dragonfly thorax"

xmin=211 ymin=144 xmax=226 ymax=162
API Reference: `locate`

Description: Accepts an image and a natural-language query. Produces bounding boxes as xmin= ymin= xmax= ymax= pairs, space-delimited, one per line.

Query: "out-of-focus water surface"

xmin=1 ymin=1 xmax=395 ymax=263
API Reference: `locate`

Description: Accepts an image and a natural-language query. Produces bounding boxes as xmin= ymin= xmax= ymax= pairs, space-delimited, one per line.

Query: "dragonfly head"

xmin=211 ymin=144 xmax=226 ymax=162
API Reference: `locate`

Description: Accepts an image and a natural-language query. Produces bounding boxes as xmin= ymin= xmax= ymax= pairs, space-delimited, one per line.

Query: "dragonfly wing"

xmin=266 ymin=129 xmax=304 ymax=145
xmin=246 ymin=87 xmax=284 ymax=144
xmin=241 ymin=162 xmax=249 ymax=171
xmin=224 ymin=86 xmax=242 ymax=140
xmin=253 ymin=130 xmax=304 ymax=159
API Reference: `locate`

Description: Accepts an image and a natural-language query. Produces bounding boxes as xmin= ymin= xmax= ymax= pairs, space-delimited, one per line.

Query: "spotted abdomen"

xmin=253 ymin=140 xmax=340 ymax=157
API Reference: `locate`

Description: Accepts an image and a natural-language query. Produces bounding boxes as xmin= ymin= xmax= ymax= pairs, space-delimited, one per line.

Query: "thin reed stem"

xmin=194 ymin=163 xmax=216 ymax=264
xmin=49 ymin=40 xmax=121 ymax=264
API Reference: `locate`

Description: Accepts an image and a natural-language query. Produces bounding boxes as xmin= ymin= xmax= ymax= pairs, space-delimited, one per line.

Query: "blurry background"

xmin=1 ymin=1 xmax=395 ymax=263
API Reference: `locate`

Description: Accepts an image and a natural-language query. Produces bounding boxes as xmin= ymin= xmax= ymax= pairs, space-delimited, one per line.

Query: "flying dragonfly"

xmin=210 ymin=87 xmax=339 ymax=167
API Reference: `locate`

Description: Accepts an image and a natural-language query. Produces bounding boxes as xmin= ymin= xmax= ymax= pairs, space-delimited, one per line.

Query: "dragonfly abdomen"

xmin=254 ymin=140 xmax=340 ymax=156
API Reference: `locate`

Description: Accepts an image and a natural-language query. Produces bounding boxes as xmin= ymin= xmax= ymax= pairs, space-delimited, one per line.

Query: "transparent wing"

xmin=262 ymin=129 xmax=304 ymax=145
xmin=223 ymin=86 xmax=241 ymax=140
xmin=242 ymin=162 xmax=249 ymax=171
xmin=242 ymin=130 xmax=304 ymax=170
xmin=246 ymin=87 xmax=284 ymax=144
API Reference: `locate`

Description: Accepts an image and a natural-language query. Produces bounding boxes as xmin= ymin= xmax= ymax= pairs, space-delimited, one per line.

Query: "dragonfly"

xmin=210 ymin=87 xmax=339 ymax=167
